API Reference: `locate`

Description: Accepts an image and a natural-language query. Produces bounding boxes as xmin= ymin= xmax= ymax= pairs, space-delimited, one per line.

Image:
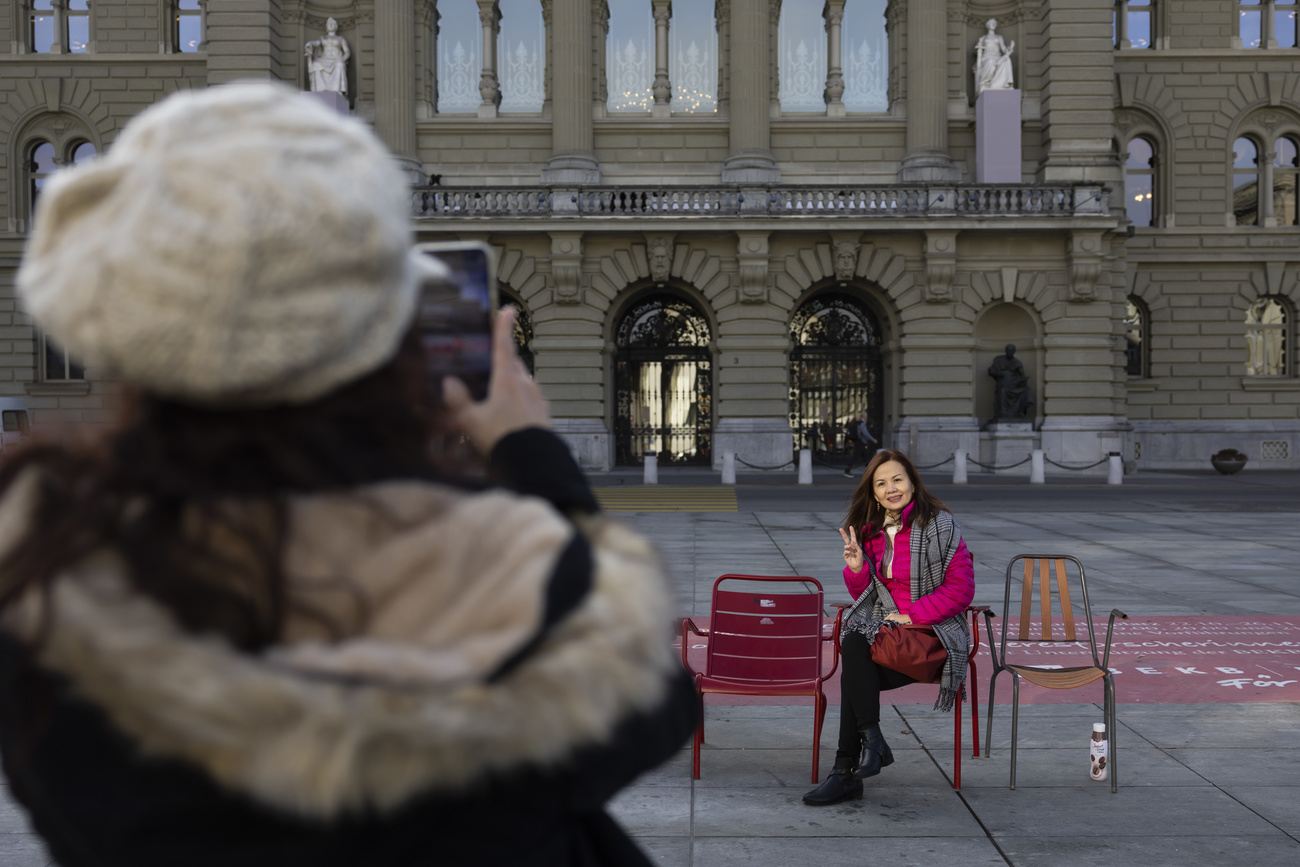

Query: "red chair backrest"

xmin=706 ymin=576 xmax=824 ymax=683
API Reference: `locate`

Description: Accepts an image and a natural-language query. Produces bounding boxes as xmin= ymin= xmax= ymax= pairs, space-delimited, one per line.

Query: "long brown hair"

xmin=844 ymin=449 xmax=950 ymax=542
xmin=0 ymin=326 xmax=456 ymax=652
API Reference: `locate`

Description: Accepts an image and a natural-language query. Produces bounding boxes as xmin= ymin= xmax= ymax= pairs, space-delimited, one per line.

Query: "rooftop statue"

xmin=305 ymin=18 xmax=350 ymax=97
xmin=974 ymin=19 xmax=1015 ymax=94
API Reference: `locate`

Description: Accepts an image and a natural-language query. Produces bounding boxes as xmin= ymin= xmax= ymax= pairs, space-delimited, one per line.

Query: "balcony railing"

xmin=411 ymin=184 xmax=1108 ymax=219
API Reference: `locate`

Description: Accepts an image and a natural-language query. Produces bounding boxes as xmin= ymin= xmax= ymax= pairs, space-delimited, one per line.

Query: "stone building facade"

xmin=0 ymin=1 xmax=1296 ymax=472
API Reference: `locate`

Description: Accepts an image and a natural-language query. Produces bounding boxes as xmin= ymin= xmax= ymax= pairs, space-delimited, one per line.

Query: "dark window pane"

xmin=1126 ymin=171 xmax=1153 ymax=227
xmin=1234 ymin=173 xmax=1260 ymax=225
xmin=31 ymin=14 xmax=54 ymax=52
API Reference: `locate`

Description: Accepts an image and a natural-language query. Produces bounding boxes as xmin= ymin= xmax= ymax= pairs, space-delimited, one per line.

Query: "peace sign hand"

xmin=838 ymin=526 xmax=864 ymax=572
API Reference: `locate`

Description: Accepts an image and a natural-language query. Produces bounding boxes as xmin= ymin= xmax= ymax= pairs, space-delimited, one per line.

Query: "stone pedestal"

xmin=975 ymin=89 xmax=1021 ymax=183
xmin=302 ymin=90 xmax=349 ymax=116
xmin=553 ymin=418 xmax=611 ymax=471
xmin=712 ymin=418 xmax=794 ymax=472
xmin=982 ymin=421 xmax=1037 ymax=475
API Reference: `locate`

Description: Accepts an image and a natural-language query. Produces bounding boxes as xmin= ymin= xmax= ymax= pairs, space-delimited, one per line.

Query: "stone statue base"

xmin=975 ymin=89 xmax=1021 ymax=183
xmin=302 ymin=90 xmax=349 ymax=116
xmin=982 ymin=420 xmax=1036 ymax=475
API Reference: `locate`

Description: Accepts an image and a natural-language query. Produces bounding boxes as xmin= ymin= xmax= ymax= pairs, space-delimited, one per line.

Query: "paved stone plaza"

xmin=2 ymin=468 xmax=1298 ymax=865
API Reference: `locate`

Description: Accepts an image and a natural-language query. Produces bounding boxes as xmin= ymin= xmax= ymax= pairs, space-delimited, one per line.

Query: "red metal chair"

xmin=681 ymin=574 xmax=842 ymax=783
xmin=830 ymin=604 xmax=989 ymax=790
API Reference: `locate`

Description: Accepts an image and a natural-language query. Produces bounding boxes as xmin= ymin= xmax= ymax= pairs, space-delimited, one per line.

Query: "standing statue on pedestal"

xmin=974 ymin=19 xmax=1015 ymax=94
xmin=988 ymin=344 xmax=1034 ymax=420
xmin=305 ymin=18 xmax=350 ymax=97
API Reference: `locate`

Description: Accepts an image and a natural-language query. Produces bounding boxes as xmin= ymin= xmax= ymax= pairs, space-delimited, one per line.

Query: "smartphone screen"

xmin=416 ymin=242 xmax=497 ymax=403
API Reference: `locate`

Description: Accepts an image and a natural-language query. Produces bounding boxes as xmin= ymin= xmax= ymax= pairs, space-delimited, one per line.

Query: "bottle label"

xmin=1089 ymin=736 xmax=1109 ymax=781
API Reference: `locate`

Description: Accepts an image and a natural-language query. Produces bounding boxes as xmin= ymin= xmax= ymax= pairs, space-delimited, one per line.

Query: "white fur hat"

xmin=17 ymin=82 xmax=442 ymax=406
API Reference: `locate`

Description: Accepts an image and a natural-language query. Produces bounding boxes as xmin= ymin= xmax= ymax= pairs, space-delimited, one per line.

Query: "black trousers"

xmin=835 ymin=631 xmax=917 ymax=766
xmin=844 ymin=442 xmax=876 ymax=473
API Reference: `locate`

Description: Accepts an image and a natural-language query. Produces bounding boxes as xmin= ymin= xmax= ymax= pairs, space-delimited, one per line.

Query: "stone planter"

xmin=1211 ymin=454 xmax=1247 ymax=475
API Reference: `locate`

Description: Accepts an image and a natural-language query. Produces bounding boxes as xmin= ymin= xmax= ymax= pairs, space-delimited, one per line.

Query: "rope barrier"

xmin=913 ymin=454 xmax=955 ymax=470
xmin=734 ymin=456 xmax=795 ymax=471
xmin=1043 ymin=456 xmax=1111 ymax=470
xmin=964 ymin=455 xmax=1033 ymax=471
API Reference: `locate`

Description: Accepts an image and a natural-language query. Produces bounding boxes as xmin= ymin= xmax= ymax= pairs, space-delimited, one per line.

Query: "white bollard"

xmin=1107 ymin=453 xmax=1123 ymax=485
xmin=952 ymin=450 xmax=968 ymax=485
xmin=644 ymin=452 xmax=658 ymax=485
xmin=722 ymin=450 xmax=736 ymax=485
xmin=1030 ymin=449 xmax=1045 ymax=484
xmin=798 ymin=448 xmax=812 ymax=485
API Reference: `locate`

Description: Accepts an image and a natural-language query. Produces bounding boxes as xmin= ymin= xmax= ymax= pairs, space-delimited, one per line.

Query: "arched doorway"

xmin=788 ymin=292 xmax=884 ymax=462
xmin=614 ymin=294 xmax=713 ymax=466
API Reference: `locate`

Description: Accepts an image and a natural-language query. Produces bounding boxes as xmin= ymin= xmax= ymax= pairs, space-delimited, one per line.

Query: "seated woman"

xmin=804 ymin=450 xmax=974 ymax=805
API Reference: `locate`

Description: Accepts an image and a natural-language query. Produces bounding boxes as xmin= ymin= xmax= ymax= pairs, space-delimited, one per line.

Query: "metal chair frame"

xmin=681 ymin=574 xmax=841 ymax=783
xmin=983 ymin=554 xmax=1129 ymax=792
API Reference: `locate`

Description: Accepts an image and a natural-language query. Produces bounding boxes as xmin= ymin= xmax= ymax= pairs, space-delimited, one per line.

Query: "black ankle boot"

xmin=803 ymin=766 xmax=863 ymax=806
xmin=852 ymin=724 xmax=895 ymax=780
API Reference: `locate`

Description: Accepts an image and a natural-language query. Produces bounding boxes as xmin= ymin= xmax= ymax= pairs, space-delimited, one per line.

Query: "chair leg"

xmin=692 ymin=691 xmax=704 ymax=780
xmin=953 ymin=687 xmax=963 ymax=790
xmin=984 ymin=668 xmax=1001 ymax=758
xmin=1009 ymin=675 xmax=1020 ymax=791
xmin=1106 ymin=674 xmax=1118 ymax=794
xmin=812 ymin=691 xmax=826 ymax=784
xmin=968 ymin=657 xmax=981 ymax=758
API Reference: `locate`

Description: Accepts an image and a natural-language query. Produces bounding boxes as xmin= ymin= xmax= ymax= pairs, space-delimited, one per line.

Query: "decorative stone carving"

xmin=923 ymin=232 xmax=957 ymax=303
xmin=647 ymin=235 xmax=674 ymax=284
xmin=974 ymin=19 xmax=1014 ymax=95
xmin=832 ymin=241 xmax=858 ymax=283
xmin=736 ymin=231 xmax=770 ymax=304
xmin=550 ymin=233 xmax=584 ymax=305
xmin=305 ymin=17 xmax=350 ymax=96
xmin=1068 ymin=232 xmax=1104 ymax=303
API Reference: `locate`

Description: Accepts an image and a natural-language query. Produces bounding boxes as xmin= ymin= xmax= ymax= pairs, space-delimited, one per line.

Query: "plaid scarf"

xmin=842 ymin=509 xmax=970 ymax=712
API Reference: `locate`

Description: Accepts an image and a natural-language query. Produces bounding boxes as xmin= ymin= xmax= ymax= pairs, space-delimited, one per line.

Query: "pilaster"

xmin=899 ymin=0 xmax=957 ymax=182
xmin=542 ymin=0 xmax=601 ymax=185
xmin=374 ymin=0 xmax=421 ymax=178
xmin=722 ymin=0 xmax=779 ymax=184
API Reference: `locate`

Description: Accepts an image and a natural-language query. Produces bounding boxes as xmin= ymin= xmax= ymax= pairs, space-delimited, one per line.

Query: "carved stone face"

xmin=648 ymin=239 xmax=671 ymax=282
xmin=327 ymin=17 xmax=338 ymax=34
xmin=986 ymin=19 xmax=997 ymax=33
xmin=833 ymin=243 xmax=858 ymax=281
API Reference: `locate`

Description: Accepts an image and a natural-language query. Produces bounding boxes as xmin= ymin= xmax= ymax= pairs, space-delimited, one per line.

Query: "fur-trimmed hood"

xmin=0 ymin=472 xmax=679 ymax=819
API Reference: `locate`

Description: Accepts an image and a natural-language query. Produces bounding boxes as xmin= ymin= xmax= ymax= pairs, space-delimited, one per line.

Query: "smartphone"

xmin=415 ymin=241 xmax=498 ymax=403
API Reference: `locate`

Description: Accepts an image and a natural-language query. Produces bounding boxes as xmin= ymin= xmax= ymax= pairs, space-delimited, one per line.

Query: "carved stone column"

xmin=476 ymin=0 xmax=502 ymax=117
xmin=722 ymin=0 xmax=779 ymax=184
xmin=542 ymin=0 xmax=601 ymax=186
xmin=898 ymin=0 xmax=957 ymax=181
xmin=374 ymin=0 xmax=422 ymax=179
xmin=824 ymin=0 xmax=846 ymax=117
xmin=715 ymin=0 xmax=730 ymax=117
xmin=541 ymin=0 xmax=553 ymax=117
xmin=651 ymin=0 xmax=672 ymax=118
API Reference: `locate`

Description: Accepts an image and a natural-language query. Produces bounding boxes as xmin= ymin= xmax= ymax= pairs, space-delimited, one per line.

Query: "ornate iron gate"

xmin=614 ymin=296 xmax=713 ymax=466
xmin=788 ymin=293 xmax=883 ymax=463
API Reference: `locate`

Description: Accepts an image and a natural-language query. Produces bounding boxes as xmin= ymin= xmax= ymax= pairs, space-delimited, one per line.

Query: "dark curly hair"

xmin=0 ymin=325 xmax=461 ymax=651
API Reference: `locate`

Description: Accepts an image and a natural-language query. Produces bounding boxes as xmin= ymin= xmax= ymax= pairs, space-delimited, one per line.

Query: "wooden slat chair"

xmin=681 ymin=575 xmax=842 ymax=783
xmin=983 ymin=555 xmax=1129 ymax=792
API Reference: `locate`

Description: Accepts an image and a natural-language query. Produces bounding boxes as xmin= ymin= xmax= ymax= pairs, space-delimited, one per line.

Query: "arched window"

xmin=613 ymin=294 xmax=712 ymax=465
xmin=1125 ymin=136 xmax=1156 ymax=227
xmin=778 ymin=0 xmax=826 ymax=112
xmin=1273 ymin=135 xmax=1299 ymax=226
xmin=841 ymin=0 xmax=888 ymax=112
xmin=606 ymin=0 xmax=653 ymax=113
xmin=1115 ymin=1 xmax=1155 ymax=49
xmin=1125 ymin=296 xmax=1149 ymax=378
xmin=1233 ymin=136 xmax=1261 ymax=225
xmin=668 ymin=2 xmax=717 ymax=114
xmin=436 ymin=1 xmax=482 ymax=113
xmin=788 ymin=293 xmax=884 ymax=461
xmin=1246 ymin=296 xmax=1289 ymax=376
xmin=498 ymin=0 xmax=545 ymax=113
xmin=28 ymin=141 xmax=56 ymax=220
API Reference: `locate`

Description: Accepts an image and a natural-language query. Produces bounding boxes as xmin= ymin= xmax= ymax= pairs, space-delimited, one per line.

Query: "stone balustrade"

xmin=411 ymin=184 xmax=1108 ymax=219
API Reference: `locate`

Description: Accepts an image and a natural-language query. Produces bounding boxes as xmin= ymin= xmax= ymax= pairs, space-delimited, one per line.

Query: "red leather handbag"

xmin=870 ymin=622 xmax=947 ymax=682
